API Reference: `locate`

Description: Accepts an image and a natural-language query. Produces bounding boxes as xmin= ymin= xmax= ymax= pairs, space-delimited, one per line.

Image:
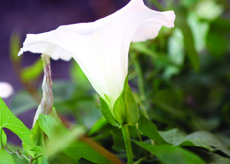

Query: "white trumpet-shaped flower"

xmin=19 ymin=0 xmax=175 ymax=110
xmin=0 ymin=82 xmax=14 ymax=99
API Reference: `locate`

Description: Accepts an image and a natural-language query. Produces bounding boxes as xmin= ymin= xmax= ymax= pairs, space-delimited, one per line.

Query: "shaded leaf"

xmin=160 ymin=129 xmax=230 ymax=156
xmin=65 ymin=141 xmax=112 ymax=164
xmin=134 ymin=141 xmax=206 ymax=164
xmin=138 ymin=116 xmax=168 ymax=145
xmin=152 ymin=90 xmax=184 ymax=117
xmin=11 ymin=91 xmax=38 ymax=115
xmin=175 ymin=8 xmax=200 ymax=72
xmin=38 ymin=111 xmax=85 ymax=156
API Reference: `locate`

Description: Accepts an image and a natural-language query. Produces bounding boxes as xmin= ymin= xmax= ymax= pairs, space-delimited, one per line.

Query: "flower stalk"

xmin=121 ymin=124 xmax=133 ymax=164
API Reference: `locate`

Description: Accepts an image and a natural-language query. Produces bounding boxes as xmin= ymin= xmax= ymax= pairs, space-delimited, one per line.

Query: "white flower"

xmin=18 ymin=0 xmax=175 ymax=109
xmin=0 ymin=82 xmax=14 ymax=99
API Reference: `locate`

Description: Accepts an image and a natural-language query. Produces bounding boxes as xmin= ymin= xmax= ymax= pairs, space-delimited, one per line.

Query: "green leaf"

xmin=168 ymin=28 xmax=184 ymax=65
xmin=165 ymin=28 xmax=184 ymax=78
xmin=152 ymin=90 xmax=184 ymax=117
xmin=113 ymin=77 xmax=139 ymax=126
xmin=110 ymin=128 xmax=125 ymax=151
xmin=38 ymin=155 xmax=49 ymax=164
xmin=99 ymin=97 xmax=119 ymax=127
xmin=160 ymin=129 xmax=230 ymax=157
xmin=175 ymin=8 xmax=200 ymax=72
xmin=0 ymin=98 xmax=31 ymax=145
xmin=0 ymin=149 xmax=15 ymax=164
xmin=130 ymin=42 xmax=158 ymax=59
xmin=159 ymin=129 xmax=186 ymax=146
xmin=70 ymin=61 xmax=92 ymax=91
xmin=207 ymin=32 xmax=228 ymax=58
xmin=38 ymin=111 xmax=85 ymax=156
xmin=65 ymin=141 xmax=111 ymax=164
xmin=195 ymin=0 xmax=223 ymax=21
xmin=10 ymin=32 xmax=21 ymax=62
xmin=38 ymin=114 xmax=63 ymax=138
xmin=185 ymin=131 xmax=230 ymax=156
xmin=2 ymin=129 xmax=7 ymax=145
xmin=187 ymin=13 xmax=209 ymax=52
xmin=134 ymin=141 xmax=206 ymax=164
xmin=21 ymin=58 xmax=43 ymax=82
xmin=208 ymin=152 xmax=230 ymax=164
xmin=52 ymin=80 xmax=75 ymax=104
xmin=11 ymin=91 xmax=38 ymax=115
xmin=138 ymin=116 xmax=168 ymax=145
xmin=23 ymin=121 xmax=44 ymax=158
xmin=78 ymin=158 xmax=95 ymax=164
xmin=88 ymin=117 xmax=107 ymax=136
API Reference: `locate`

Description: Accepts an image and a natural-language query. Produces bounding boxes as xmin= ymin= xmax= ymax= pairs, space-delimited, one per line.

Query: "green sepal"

xmin=22 ymin=121 xmax=44 ymax=158
xmin=113 ymin=76 xmax=139 ymax=126
xmin=113 ymin=94 xmax=126 ymax=125
xmin=99 ymin=97 xmax=119 ymax=127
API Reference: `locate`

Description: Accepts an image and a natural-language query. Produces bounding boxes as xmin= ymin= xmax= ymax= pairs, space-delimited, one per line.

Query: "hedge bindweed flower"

xmin=19 ymin=0 xmax=175 ymax=112
xmin=0 ymin=82 xmax=14 ymax=99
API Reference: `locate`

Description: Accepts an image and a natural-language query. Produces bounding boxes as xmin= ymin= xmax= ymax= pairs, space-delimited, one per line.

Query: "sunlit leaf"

xmin=0 ymin=98 xmax=31 ymax=145
xmin=195 ymin=0 xmax=223 ymax=21
xmin=0 ymin=149 xmax=15 ymax=164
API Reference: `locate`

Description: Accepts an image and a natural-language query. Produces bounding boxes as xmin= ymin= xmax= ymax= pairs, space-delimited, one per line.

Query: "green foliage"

xmin=134 ymin=141 xmax=206 ymax=164
xmin=0 ymin=149 xmax=15 ymax=164
xmin=21 ymin=59 xmax=43 ymax=82
xmin=4 ymin=0 xmax=230 ymax=163
xmin=64 ymin=141 xmax=111 ymax=164
xmin=160 ymin=129 xmax=230 ymax=156
xmin=38 ymin=110 xmax=85 ymax=157
xmin=175 ymin=7 xmax=200 ymax=72
xmin=10 ymin=32 xmax=21 ymax=62
xmin=0 ymin=98 xmax=31 ymax=146
xmin=11 ymin=91 xmax=38 ymax=115
xmin=138 ymin=116 xmax=168 ymax=145
xmin=70 ymin=62 xmax=92 ymax=92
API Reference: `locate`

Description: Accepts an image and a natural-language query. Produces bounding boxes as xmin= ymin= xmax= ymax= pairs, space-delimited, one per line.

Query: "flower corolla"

xmin=19 ymin=0 xmax=175 ymax=110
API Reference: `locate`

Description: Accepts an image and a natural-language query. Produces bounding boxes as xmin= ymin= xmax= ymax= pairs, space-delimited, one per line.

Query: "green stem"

xmin=0 ymin=129 xmax=3 ymax=149
xmin=149 ymin=0 xmax=164 ymax=11
xmin=135 ymin=124 xmax=148 ymax=158
xmin=121 ymin=124 xmax=133 ymax=164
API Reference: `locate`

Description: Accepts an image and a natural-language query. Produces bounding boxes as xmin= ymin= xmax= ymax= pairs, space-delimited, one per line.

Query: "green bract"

xmin=100 ymin=77 xmax=139 ymax=126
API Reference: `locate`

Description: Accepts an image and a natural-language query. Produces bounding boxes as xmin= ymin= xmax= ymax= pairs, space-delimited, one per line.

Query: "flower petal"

xmin=19 ymin=0 xmax=175 ymax=108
